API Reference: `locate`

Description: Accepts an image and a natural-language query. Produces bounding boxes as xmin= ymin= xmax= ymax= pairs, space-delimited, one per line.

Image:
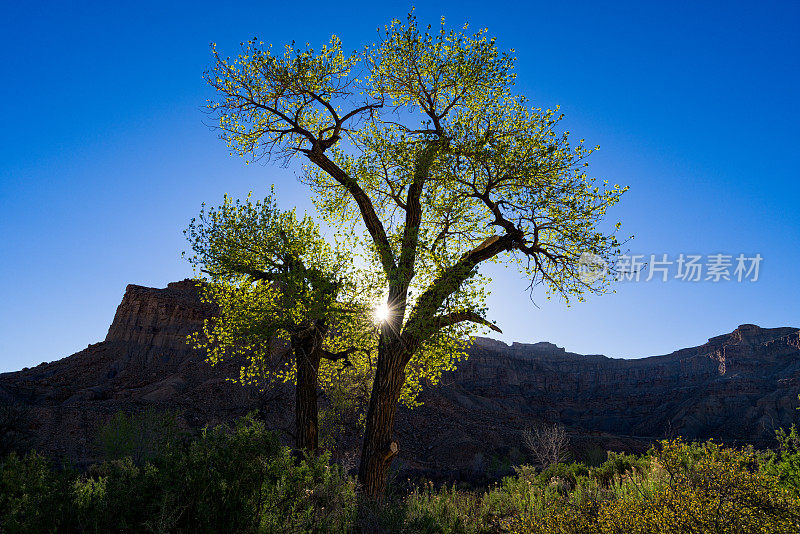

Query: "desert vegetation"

xmin=1 ymin=411 xmax=799 ymax=533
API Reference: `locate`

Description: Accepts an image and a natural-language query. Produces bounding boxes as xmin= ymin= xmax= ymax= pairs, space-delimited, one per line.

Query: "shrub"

xmin=504 ymin=439 xmax=800 ymax=534
xmin=534 ymin=461 xmax=590 ymax=490
xmin=590 ymin=451 xmax=649 ymax=487
xmin=133 ymin=412 xmax=355 ymax=533
xmin=94 ymin=407 xmax=180 ymax=464
xmin=0 ymin=452 xmax=75 ymax=533
xmin=73 ymin=457 xmax=167 ymax=533
xmin=598 ymin=439 xmax=800 ymax=533
xmin=0 ymin=413 xmax=357 ymax=533
xmin=400 ymin=482 xmax=490 ymax=534
xmin=763 ymin=425 xmax=800 ymax=496
xmin=4 ymin=428 xmax=800 ymax=533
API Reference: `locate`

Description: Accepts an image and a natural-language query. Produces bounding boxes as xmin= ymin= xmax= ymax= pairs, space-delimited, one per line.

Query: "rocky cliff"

xmin=395 ymin=326 xmax=800 ymax=475
xmin=1 ymin=281 xmax=798 ymax=474
xmin=0 ymin=281 xmax=291 ymax=462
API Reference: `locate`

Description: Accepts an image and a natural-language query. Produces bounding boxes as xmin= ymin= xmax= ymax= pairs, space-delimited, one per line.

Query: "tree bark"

xmin=293 ymin=332 xmax=322 ymax=453
xmin=357 ymin=339 xmax=407 ymax=496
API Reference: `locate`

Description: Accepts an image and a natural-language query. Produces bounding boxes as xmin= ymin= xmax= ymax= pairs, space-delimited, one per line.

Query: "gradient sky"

xmin=1 ymin=1 xmax=798 ymax=373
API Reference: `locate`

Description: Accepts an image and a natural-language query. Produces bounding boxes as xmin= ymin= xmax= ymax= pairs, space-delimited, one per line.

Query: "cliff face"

xmin=0 ymin=281 xmax=290 ymax=462
xmin=1 ymin=281 xmax=798 ymax=473
xmin=448 ymin=325 xmax=800 ymax=440
xmin=394 ymin=326 xmax=800 ymax=474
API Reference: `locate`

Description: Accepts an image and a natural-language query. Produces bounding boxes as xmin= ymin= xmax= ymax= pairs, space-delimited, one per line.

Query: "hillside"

xmin=1 ymin=280 xmax=798 ymax=474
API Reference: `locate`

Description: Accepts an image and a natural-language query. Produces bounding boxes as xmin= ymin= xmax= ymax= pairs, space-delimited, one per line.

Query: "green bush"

xmin=0 ymin=413 xmax=356 ymax=534
xmin=590 ymin=451 xmax=649 ymax=487
xmin=94 ymin=407 xmax=180 ymax=464
xmin=0 ymin=452 xmax=75 ymax=533
xmin=4 ymin=425 xmax=800 ymax=534
xmin=399 ymin=483 xmax=486 ymax=533
xmin=763 ymin=425 xmax=800 ymax=496
xmin=598 ymin=439 xmax=800 ymax=534
xmin=170 ymin=416 xmax=356 ymax=532
xmin=503 ymin=439 xmax=800 ymax=534
xmin=534 ymin=461 xmax=590 ymax=489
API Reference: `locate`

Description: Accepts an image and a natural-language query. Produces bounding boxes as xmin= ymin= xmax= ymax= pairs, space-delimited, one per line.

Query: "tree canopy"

xmin=185 ymin=194 xmax=363 ymax=379
xmin=205 ymin=12 xmax=627 ymax=495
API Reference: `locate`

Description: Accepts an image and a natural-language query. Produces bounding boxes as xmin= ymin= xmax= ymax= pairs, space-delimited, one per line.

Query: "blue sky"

xmin=1 ymin=1 xmax=798 ymax=373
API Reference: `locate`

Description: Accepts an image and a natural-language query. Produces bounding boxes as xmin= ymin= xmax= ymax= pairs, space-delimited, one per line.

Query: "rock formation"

xmin=395 ymin=326 xmax=800 ymax=476
xmin=0 ymin=281 xmax=291 ymax=463
xmin=1 ymin=281 xmax=798 ymax=476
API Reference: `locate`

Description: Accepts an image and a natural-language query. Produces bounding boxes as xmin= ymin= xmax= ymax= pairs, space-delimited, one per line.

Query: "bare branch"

xmin=430 ymin=311 xmax=502 ymax=333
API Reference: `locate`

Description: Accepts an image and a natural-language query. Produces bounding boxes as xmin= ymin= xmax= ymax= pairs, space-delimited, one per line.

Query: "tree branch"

xmin=430 ymin=311 xmax=502 ymax=333
xmin=304 ymin=149 xmax=397 ymax=275
xmin=396 ymin=138 xmax=447 ymax=290
xmin=213 ymin=263 xmax=278 ymax=283
xmin=320 ymin=347 xmax=359 ymax=361
xmin=401 ymin=232 xmax=517 ymax=352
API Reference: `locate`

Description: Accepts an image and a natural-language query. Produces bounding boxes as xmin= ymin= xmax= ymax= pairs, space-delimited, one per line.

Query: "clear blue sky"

xmin=1 ymin=1 xmax=798 ymax=373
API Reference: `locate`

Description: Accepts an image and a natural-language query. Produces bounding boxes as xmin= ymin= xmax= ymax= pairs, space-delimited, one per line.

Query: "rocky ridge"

xmin=1 ymin=281 xmax=798 ymax=474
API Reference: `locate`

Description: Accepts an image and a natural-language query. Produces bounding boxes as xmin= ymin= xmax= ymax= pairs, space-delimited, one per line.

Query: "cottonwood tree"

xmin=185 ymin=193 xmax=376 ymax=452
xmin=206 ymin=13 xmax=627 ymax=495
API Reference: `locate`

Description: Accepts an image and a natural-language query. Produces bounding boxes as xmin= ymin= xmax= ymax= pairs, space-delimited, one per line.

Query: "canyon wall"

xmin=1 ymin=281 xmax=798 ymax=474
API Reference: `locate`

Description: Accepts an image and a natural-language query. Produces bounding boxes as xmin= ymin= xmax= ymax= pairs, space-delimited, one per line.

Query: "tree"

xmin=523 ymin=423 xmax=571 ymax=468
xmin=185 ymin=193 xmax=376 ymax=452
xmin=205 ymin=13 xmax=627 ymax=495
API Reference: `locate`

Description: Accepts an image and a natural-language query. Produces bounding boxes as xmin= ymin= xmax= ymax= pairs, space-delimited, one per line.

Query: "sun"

xmin=374 ymin=302 xmax=391 ymax=324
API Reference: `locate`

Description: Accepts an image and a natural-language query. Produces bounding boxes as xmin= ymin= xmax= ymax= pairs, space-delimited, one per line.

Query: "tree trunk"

xmin=357 ymin=340 xmax=407 ymax=496
xmin=293 ymin=335 xmax=321 ymax=453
